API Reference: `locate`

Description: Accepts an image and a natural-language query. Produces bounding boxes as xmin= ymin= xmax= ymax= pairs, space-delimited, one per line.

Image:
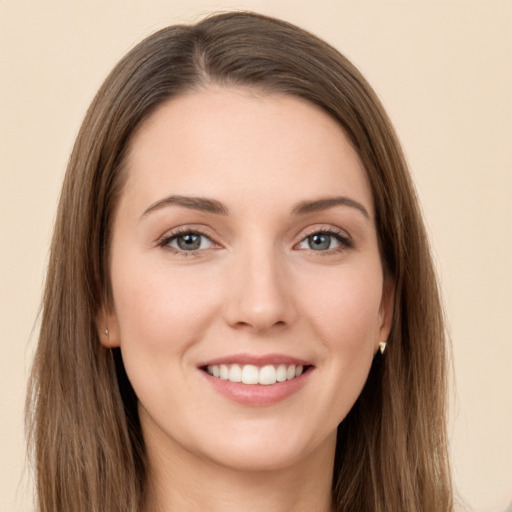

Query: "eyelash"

xmin=158 ymin=226 xmax=353 ymax=256
xmin=158 ymin=227 xmax=216 ymax=257
xmin=296 ymin=227 xmax=353 ymax=254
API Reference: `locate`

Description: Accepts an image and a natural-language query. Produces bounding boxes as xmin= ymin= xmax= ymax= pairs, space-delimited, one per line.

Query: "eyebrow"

xmin=292 ymin=196 xmax=370 ymax=219
xmin=141 ymin=195 xmax=229 ymax=218
xmin=140 ymin=194 xmax=370 ymax=220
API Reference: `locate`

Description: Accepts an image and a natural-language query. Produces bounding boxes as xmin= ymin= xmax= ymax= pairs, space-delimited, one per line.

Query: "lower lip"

xmin=200 ymin=369 xmax=312 ymax=406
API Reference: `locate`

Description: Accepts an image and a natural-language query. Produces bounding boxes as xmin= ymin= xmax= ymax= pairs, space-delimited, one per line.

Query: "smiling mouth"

xmin=201 ymin=363 xmax=311 ymax=385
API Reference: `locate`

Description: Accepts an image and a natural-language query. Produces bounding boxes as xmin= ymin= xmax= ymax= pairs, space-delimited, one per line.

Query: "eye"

xmin=161 ymin=231 xmax=215 ymax=252
xmin=297 ymin=230 xmax=351 ymax=252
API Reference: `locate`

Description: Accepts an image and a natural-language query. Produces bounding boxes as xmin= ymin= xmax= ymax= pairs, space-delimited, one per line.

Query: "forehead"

xmin=121 ymin=85 xmax=373 ymax=217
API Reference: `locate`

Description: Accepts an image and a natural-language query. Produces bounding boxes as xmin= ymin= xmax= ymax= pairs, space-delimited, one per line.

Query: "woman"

xmin=26 ymin=11 xmax=453 ymax=512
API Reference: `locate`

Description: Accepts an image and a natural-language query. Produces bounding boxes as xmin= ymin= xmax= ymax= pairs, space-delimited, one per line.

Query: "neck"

xmin=143 ymin=430 xmax=336 ymax=512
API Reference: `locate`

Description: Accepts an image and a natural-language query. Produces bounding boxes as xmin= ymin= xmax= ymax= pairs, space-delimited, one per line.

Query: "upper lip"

xmin=197 ymin=353 xmax=313 ymax=368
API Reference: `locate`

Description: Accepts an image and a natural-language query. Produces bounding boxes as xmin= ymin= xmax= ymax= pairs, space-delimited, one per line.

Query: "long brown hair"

xmin=26 ymin=11 xmax=452 ymax=512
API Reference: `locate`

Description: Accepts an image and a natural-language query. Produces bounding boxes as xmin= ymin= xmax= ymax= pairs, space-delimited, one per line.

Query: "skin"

xmin=100 ymin=86 xmax=393 ymax=512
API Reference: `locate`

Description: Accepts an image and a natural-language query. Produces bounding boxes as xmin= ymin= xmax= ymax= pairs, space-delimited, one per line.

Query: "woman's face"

xmin=102 ymin=86 xmax=393 ymax=472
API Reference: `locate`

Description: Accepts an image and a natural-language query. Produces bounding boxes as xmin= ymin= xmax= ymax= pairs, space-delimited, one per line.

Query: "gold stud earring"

xmin=379 ymin=341 xmax=387 ymax=354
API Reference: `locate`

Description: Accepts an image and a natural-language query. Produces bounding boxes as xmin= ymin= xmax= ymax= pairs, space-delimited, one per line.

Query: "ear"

xmin=376 ymin=275 xmax=395 ymax=351
xmin=96 ymin=306 xmax=121 ymax=348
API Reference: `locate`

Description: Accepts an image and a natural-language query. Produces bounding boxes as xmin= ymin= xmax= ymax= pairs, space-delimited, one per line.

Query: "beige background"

xmin=1 ymin=1 xmax=511 ymax=511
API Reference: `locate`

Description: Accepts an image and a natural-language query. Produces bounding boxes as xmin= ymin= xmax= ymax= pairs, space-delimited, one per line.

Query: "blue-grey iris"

xmin=177 ymin=233 xmax=202 ymax=250
xmin=308 ymin=233 xmax=331 ymax=251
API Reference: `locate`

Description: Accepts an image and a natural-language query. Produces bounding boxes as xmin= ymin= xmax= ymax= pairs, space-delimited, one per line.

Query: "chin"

xmin=187 ymin=425 xmax=337 ymax=474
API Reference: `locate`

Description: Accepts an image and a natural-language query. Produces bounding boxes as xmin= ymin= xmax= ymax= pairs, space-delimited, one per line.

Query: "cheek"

xmin=302 ymin=262 xmax=384 ymax=348
xmin=109 ymin=258 xmax=225 ymax=423
xmin=298 ymin=263 xmax=383 ymax=418
xmin=110 ymin=257 xmax=221 ymax=361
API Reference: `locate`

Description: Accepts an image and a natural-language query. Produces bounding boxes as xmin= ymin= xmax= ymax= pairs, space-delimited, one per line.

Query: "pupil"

xmin=309 ymin=234 xmax=330 ymax=251
xmin=178 ymin=233 xmax=201 ymax=250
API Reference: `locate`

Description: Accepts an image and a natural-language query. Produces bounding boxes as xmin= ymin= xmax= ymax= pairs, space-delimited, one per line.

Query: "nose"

xmin=223 ymin=245 xmax=297 ymax=334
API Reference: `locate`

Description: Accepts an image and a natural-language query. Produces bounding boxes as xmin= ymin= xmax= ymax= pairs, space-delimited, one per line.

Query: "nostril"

xmin=230 ymin=320 xmax=288 ymax=333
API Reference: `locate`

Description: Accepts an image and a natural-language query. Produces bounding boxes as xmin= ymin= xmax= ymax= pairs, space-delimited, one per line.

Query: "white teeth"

xmin=242 ymin=364 xmax=259 ymax=384
xmin=259 ymin=365 xmax=277 ymax=385
xmin=219 ymin=364 xmax=229 ymax=380
xmin=205 ymin=363 xmax=306 ymax=385
xmin=228 ymin=364 xmax=242 ymax=382
xmin=276 ymin=364 xmax=287 ymax=382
